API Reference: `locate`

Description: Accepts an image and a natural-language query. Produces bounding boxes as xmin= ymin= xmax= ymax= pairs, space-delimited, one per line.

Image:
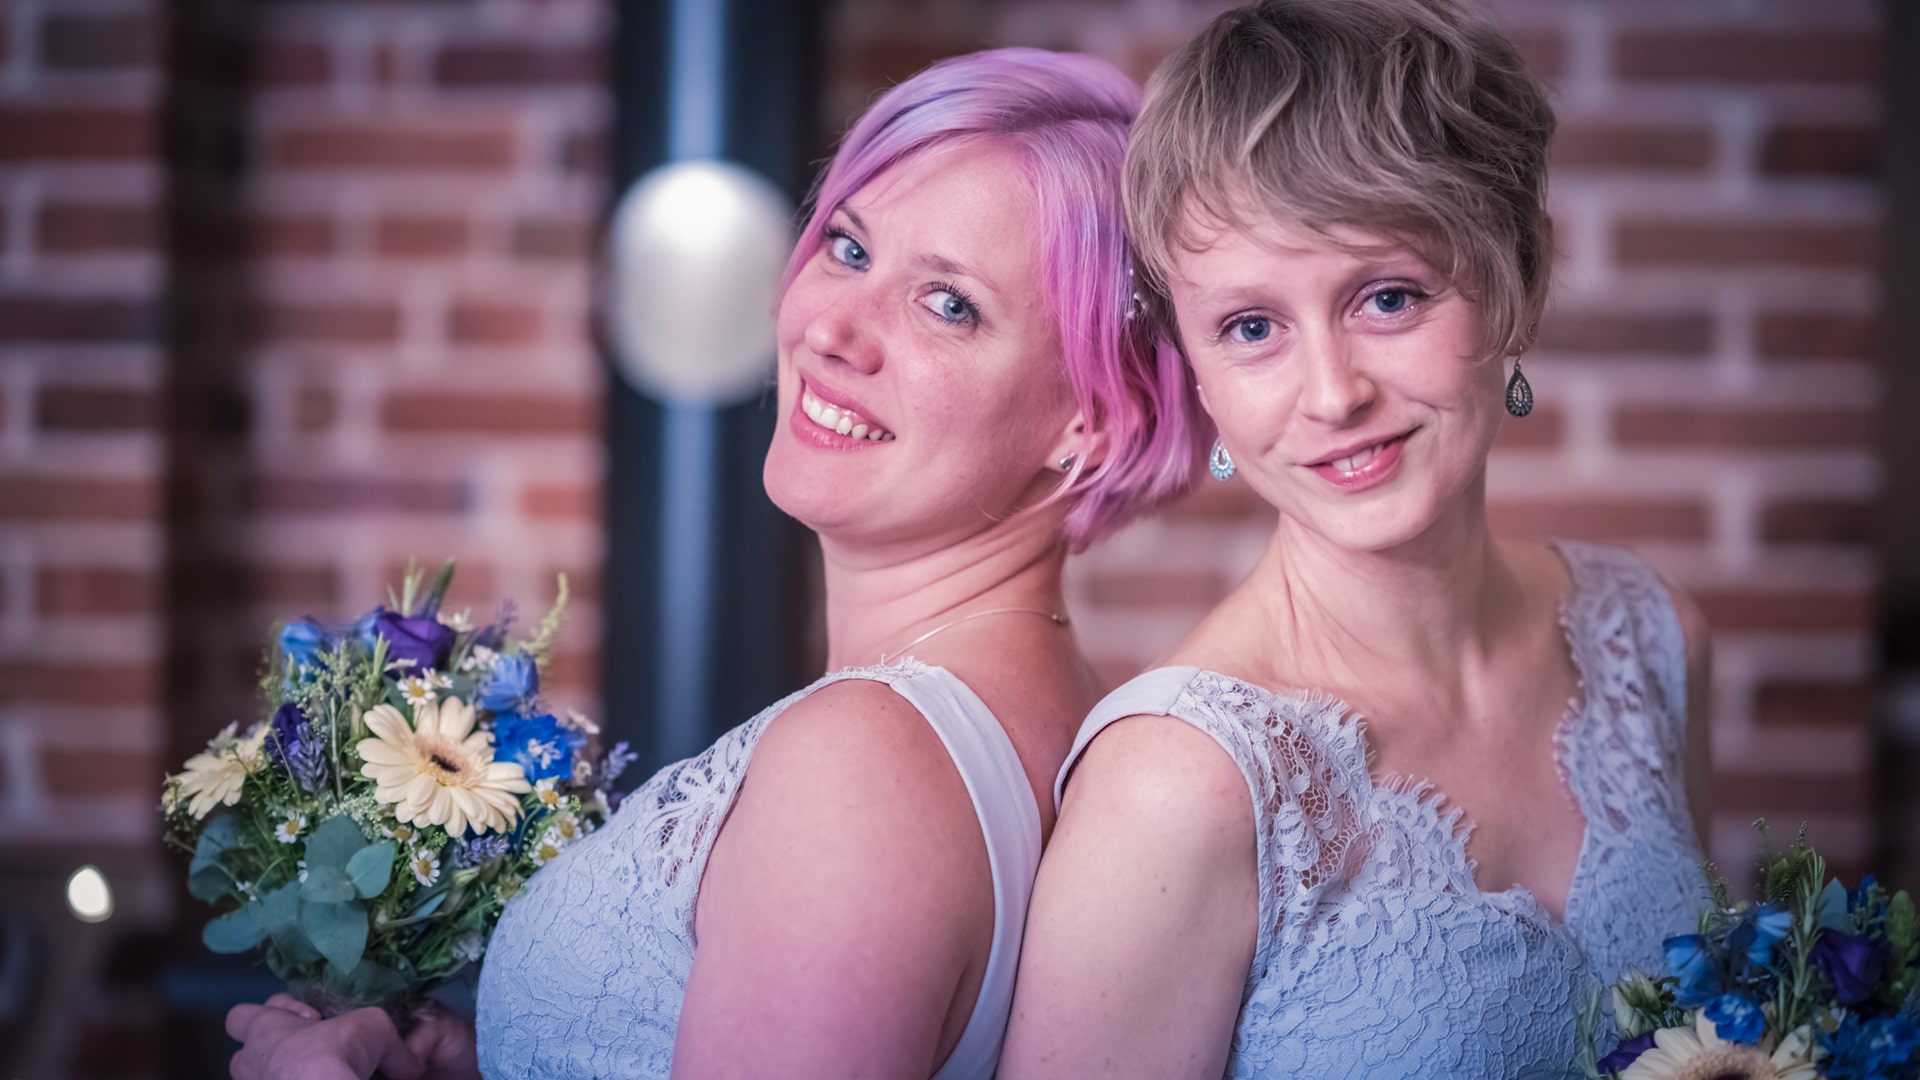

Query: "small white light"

xmin=66 ymin=865 xmax=112 ymax=923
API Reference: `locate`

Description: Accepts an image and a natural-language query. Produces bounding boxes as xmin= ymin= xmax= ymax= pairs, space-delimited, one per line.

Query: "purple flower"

xmin=477 ymin=653 xmax=539 ymax=715
xmin=264 ymin=702 xmax=328 ymax=793
xmin=1597 ymin=1031 xmax=1656 ymax=1074
xmin=1813 ymin=928 xmax=1890 ymax=1006
xmin=450 ymin=833 xmax=509 ymax=869
xmin=1702 ymin=994 xmax=1765 ymax=1045
xmin=602 ymin=741 xmax=637 ymax=784
xmin=1664 ymin=934 xmax=1722 ymax=1007
xmin=360 ymin=608 xmax=455 ymax=672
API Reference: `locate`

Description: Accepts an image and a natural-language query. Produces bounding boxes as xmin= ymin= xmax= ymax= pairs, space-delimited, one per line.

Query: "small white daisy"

xmin=533 ymin=777 xmax=562 ymax=808
xmin=411 ymin=849 xmax=441 ymax=887
xmin=274 ymin=813 xmax=308 ymax=844
xmin=530 ymin=829 xmax=565 ymax=867
xmin=428 ymin=670 xmax=454 ymax=689
xmin=234 ymin=880 xmax=256 ymax=900
xmin=381 ymin=822 xmax=417 ymax=845
xmin=438 ymin=608 xmax=475 ymax=633
xmin=397 ymin=676 xmax=436 ymax=707
xmin=551 ymin=813 xmax=585 ymax=843
xmin=572 ymin=757 xmax=595 ymax=784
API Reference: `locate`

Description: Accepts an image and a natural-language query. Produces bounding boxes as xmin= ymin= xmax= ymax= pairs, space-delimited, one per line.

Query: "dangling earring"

xmin=1505 ymin=357 xmax=1534 ymax=418
xmin=1209 ymin=439 xmax=1235 ymax=481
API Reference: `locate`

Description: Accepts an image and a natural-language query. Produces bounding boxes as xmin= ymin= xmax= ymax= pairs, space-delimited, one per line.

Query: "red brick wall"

xmin=0 ymin=0 xmax=611 ymax=1072
xmin=823 ymin=0 xmax=1887 ymax=888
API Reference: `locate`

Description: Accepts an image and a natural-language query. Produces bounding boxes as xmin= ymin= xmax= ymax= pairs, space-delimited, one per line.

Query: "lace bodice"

xmin=1058 ymin=542 xmax=1709 ymax=1078
xmin=475 ymin=659 xmax=1042 ymax=1079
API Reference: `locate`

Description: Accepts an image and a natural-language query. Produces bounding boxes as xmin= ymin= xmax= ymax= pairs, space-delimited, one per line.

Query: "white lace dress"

xmin=1059 ymin=542 xmax=1709 ymax=1078
xmin=474 ymin=659 xmax=1042 ymax=1079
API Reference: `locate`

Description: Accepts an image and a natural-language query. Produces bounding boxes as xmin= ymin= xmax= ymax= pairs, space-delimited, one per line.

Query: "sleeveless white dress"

xmin=1058 ymin=542 xmax=1709 ymax=1078
xmin=475 ymin=659 xmax=1041 ymax=1079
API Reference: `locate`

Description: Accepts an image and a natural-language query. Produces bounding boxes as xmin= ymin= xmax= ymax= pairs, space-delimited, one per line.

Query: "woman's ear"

xmin=1050 ymin=410 xmax=1112 ymax=476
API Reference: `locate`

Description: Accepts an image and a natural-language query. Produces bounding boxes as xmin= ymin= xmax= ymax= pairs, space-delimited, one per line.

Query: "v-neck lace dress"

xmin=475 ymin=659 xmax=1042 ymax=1079
xmin=1057 ymin=542 xmax=1709 ymax=1078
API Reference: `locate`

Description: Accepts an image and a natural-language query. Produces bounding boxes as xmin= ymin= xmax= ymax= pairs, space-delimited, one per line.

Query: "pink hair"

xmin=778 ymin=48 xmax=1204 ymax=549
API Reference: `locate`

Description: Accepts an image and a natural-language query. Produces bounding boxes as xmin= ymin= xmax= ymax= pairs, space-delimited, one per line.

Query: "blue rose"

xmin=1597 ymin=1031 xmax=1656 ymax=1074
xmin=493 ymin=712 xmax=573 ymax=782
xmin=279 ymin=619 xmax=329 ymax=668
xmin=478 ymin=653 xmax=539 ymax=715
xmin=359 ymin=608 xmax=454 ymax=672
xmin=1812 ymin=928 xmax=1889 ymax=1007
xmin=1702 ymin=994 xmax=1765 ymax=1045
xmin=1664 ymin=934 xmax=1721 ymax=1007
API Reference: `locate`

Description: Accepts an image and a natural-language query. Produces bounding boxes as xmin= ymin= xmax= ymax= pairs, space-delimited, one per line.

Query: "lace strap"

xmin=1554 ymin=541 xmax=1694 ymax=834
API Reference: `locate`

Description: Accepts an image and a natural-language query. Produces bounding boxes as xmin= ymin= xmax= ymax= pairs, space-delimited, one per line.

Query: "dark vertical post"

xmin=605 ymin=0 xmax=818 ymax=773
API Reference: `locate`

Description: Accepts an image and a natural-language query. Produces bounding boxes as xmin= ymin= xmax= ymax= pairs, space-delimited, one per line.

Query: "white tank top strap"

xmin=879 ymin=662 xmax=1042 ymax=1080
xmin=1053 ymin=666 xmax=1203 ymax=811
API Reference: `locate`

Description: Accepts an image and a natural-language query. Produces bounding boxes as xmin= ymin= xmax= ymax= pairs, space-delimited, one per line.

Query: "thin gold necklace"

xmin=877 ymin=607 xmax=1070 ymax=665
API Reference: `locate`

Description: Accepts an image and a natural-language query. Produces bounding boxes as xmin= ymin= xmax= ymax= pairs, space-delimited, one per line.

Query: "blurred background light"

xmin=64 ymin=866 xmax=111 ymax=924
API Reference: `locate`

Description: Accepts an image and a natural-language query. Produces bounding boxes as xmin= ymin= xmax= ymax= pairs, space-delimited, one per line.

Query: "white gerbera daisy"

xmin=410 ymin=849 xmax=441 ymax=887
xmin=170 ymin=723 xmax=268 ymax=819
xmin=355 ymin=698 xmax=531 ymax=836
xmin=1622 ymin=1015 xmax=1820 ymax=1080
xmin=274 ymin=813 xmax=308 ymax=843
xmin=398 ymin=676 xmax=437 ymax=707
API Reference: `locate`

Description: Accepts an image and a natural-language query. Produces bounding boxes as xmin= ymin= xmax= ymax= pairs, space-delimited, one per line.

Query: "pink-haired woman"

xmin=1001 ymin=1 xmax=1713 ymax=1077
xmin=224 ymin=47 xmax=1199 ymax=1080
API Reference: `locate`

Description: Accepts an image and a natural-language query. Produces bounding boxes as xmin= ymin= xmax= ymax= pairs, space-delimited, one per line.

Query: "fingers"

xmin=265 ymin=993 xmax=323 ymax=1020
xmin=226 ymin=1003 xmax=269 ymax=1043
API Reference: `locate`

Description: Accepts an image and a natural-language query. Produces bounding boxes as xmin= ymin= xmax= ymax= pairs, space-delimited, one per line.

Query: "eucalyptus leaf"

xmin=301 ymin=866 xmax=356 ymax=904
xmin=347 ymin=841 xmax=396 ymax=899
xmin=302 ymin=898 xmax=368 ymax=974
xmin=191 ymin=814 xmax=242 ymax=869
xmin=1815 ymin=878 xmax=1851 ymax=932
xmin=340 ymin=959 xmax=407 ymax=1004
xmin=306 ymin=815 xmax=369 ymax=872
xmin=257 ymin=882 xmax=302 ymax=933
xmin=187 ymin=862 xmax=234 ymax=902
xmin=405 ymin=889 xmax=449 ymax=921
xmin=204 ymin=905 xmax=266 ymax=954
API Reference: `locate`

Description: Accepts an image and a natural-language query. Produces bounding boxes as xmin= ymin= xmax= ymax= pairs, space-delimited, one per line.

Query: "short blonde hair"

xmin=1126 ymin=0 xmax=1556 ymax=361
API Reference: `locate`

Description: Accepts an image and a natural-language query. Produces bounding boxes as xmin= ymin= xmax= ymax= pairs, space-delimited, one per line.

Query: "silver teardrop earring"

xmin=1058 ymin=453 xmax=1077 ymax=472
xmin=1208 ymin=439 xmax=1236 ymax=481
xmin=1505 ymin=357 xmax=1534 ymax=418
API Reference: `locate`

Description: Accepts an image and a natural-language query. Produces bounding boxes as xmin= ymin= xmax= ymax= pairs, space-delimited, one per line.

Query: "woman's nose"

xmin=802 ymin=291 xmax=884 ymax=375
xmin=1298 ymin=337 xmax=1376 ymax=426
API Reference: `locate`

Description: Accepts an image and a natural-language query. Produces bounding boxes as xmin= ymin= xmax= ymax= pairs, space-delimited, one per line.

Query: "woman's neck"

xmin=818 ymin=513 xmax=1072 ymax=672
xmin=1239 ymin=484 xmax=1529 ymax=699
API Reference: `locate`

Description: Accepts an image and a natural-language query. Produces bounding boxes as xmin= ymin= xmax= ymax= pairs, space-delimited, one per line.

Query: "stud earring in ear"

xmin=1058 ymin=453 xmax=1077 ymax=472
xmin=1208 ymin=439 xmax=1235 ymax=481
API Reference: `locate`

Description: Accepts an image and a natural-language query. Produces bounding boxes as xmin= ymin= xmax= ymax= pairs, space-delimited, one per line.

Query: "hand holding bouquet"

xmin=1585 ymin=828 xmax=1920 ymax=1079
xmin=163 ymin=562 xmax=636 ymax=1017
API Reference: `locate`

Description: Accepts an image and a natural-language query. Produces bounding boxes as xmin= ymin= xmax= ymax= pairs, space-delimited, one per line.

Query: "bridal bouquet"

xmin=1583 ymin=828 xmax=1920 ymax=1079
xmin=161 ymin=562 xmax=635 ymax=1016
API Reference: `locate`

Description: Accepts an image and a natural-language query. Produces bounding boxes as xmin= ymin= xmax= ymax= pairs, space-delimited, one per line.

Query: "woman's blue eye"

xmin=1229 ymin=316 xmax=1272 ymax=343
xmin=1366 ymin=288 xmax=1415 ymax=315
xmin=924 ymin=289 xmax=975 ymax=325
xmin=829 ymin=233 xmax=869 ymax=270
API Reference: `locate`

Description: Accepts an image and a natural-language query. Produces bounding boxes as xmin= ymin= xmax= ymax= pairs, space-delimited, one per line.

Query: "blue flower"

xmin=1814 ymin=928 xmax=1891 ymax=1007
xmin=1702 ymin=994 xmax=1765 ymax=1045
xmin=279 ymin=619 xmax=329 ymax=668
xmin=477 ymin=652 xmax=539 ymax=715
xmin=1820 ymin=1013 xmax=1920 ymax=1080
xmin=1664 ymin=934 xmax=1722 ymax=1007
xmin=493 ymin=712 xmax=573 ymax=782
xmin=1596 ymin=1030 xmax=1656 ymax=1074
xmin=1745 ymin=904 xmax=1794 ymax=967
xmin=449 ymin=833 xmax=509 ymax=869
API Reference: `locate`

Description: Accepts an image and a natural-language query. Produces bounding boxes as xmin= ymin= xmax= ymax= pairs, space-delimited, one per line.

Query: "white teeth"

xmin=1330 ymin=444 xmax=1380 ymax=473
xmin=800 ymin=387 xmax=894 ymax=441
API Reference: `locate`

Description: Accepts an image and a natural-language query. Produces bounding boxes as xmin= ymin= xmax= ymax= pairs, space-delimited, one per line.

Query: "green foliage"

xmin=303 ymin=897 xmax=369 ymax=974
xmin=204 ymin=903 xmax=267 ymax=953
xmin=347 ymin=840 xmax=396 ymax=898
xmin=522 ymin=573 xmax=570 ymax=672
